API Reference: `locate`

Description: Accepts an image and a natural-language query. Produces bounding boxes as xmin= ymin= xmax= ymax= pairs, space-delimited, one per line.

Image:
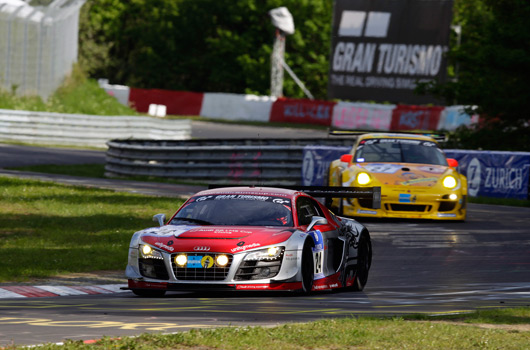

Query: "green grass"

xmin=4 ymin=308 xmax=529 ymax=350
xmin=0 ymin=65 xmax=138 ymax=116
xmin=0 ymin=176 xmax=184 ymax=282
xmin=8 ymin=164 xmax=530 ymax=208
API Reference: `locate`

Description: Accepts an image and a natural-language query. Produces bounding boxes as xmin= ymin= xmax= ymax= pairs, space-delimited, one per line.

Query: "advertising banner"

xmin=331 ymin=102 xmax=395 ymax=130
xmin=437 ymin=106 xmax=480 ymax=131
xmin=390 ymin=105 xmax=443 ymax=131
xmin=445 ymin=150 xmax=530 ymax=200
xmin=302 ymin=146 xmax=350 ymax=186
xmin=328 ymin=0 xmax=453 ymax=104
xmin=129 ymin=88 xmax=203 ymax=116
xmin=270 ymin=98 xmax=336 ymax=126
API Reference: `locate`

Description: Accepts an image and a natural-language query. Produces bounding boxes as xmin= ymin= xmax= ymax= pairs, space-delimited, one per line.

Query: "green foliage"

xmin=418 ymin=0 xmax=530 ymax=151
xmin=79 ymin=0 xmax=333 ymax=99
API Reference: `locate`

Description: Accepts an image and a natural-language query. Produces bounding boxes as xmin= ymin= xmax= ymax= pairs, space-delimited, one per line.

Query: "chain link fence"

xmin=0 ymin=0 xmax=85 ymax=99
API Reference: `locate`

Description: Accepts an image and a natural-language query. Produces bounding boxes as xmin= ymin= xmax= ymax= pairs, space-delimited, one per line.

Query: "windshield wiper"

xmin=170 ymin=217 xmax=213 ymax=225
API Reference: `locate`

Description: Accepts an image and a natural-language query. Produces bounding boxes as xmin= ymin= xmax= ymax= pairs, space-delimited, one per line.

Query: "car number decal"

xmin=360 ymin=163 xmax=401 ymax=174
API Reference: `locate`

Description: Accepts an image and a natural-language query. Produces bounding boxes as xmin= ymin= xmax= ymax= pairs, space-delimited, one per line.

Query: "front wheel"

xmin=352 ymin=233 xmax=372 ymax=291
xmin=131 ymin=289 xmax=166 ymax=297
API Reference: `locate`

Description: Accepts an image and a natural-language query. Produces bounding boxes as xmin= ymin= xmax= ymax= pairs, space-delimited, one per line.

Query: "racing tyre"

xmin=131 ymin=289 xmax=166 ymax=297
xmin=352 ymin=233 xmax=372 ymax=292
xmin=300 ymin=241 xmax=314 ymax=293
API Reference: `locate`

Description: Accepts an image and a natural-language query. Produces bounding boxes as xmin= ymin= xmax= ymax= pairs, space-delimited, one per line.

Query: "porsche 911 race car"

xmin=125 ymin=186 xmax=378 ymax=296
xmin=328 ymin=133 xmax=467 ymax=220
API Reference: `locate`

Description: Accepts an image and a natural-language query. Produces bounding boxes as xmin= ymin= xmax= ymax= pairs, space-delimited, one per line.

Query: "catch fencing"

xmin=0 ymin=0 xmax=85 ymax=99
xmin=0 ymin=109 xmax=191 ymax=148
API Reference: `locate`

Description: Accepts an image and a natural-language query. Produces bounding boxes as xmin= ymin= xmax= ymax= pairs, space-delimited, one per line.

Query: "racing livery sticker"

xmin=309 ymin=230 xmax=325 ymax=280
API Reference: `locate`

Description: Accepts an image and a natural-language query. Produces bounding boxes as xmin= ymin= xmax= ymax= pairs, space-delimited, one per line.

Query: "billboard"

xmin=328 ymin=0 xmax=453 ymax=105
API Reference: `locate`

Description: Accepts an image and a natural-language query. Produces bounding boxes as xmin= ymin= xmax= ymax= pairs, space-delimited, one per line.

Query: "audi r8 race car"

xmin=125 ymin=186 xmax=378 ymax=296
xmin=328 ymin=133 xmax=467 ymax=220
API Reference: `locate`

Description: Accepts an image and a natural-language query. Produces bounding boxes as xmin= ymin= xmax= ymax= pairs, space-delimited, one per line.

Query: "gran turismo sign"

xmin=328 ymin=0 xmax=454 ymax=105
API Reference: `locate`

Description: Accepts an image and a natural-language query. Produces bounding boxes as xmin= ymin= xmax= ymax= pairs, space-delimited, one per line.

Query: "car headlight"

xmin=442 ymin=175 xmax=457 ymax=189
xmin=139 ymin=244 xmax=163 ymax=259
xmin=244 ymin=247 xmax=284 ymax=261
xmin=356 ymin=172 xmax=371 ymax=185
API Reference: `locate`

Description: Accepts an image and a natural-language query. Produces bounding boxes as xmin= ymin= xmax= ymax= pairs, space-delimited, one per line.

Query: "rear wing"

xmin=329 ymin=129 xmax=448 ymax=143
xmin=207 ymin=185 xmax=381 ymax=211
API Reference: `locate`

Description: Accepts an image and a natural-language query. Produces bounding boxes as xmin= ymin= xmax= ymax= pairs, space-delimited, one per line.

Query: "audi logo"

xmin=194 ymin=246 xmax=211 ymax=251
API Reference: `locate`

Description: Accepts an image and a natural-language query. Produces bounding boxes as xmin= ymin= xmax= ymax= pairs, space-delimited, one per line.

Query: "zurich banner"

xmin=445 ymin=150 xmax=530 ymax=200
xmin=303 ymin=146 xmax=530 ymax=199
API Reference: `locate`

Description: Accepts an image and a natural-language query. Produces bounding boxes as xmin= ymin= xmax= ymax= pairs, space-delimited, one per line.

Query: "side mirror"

xmin=340 ymin=154 xmax=353 ymax=163
xmin=153 ymin=214 xmax=166 ymax=226
xmin=305 ymin=216 xmax=328 ymax=232
xmin=447 ymin=158 xmax=458 ymax=168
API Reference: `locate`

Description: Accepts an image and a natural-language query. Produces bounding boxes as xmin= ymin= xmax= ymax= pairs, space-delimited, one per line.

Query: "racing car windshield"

xmin=355 ymin=138 xmax=447 ymax=165
xmin=170 ymin=194 xmax=293 ymax=227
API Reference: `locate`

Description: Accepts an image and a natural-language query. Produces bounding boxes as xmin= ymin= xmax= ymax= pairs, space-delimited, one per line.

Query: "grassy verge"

xmin=5 ymin=308 xmax=529 ymax=350
xmin=0 ymin=176 xmax=184 ymax=282
xmin=0 ymin=65 xmax=137 ymax=116
xmin=8 ymin=163 xmax=530 ymax=208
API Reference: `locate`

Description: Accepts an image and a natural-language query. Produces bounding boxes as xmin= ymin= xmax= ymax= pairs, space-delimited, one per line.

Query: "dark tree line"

xmin=78 ymin=0 xmax=333 ymax=99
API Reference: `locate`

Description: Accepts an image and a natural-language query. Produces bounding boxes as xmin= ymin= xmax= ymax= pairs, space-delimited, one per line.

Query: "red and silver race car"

xmin=125 ymin=186 xmax=379 ymax=296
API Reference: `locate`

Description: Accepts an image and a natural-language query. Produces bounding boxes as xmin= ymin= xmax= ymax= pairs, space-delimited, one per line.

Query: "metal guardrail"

xmin=105 ymin=138 xmax=355 ymax=185
xmin=0 ymin=109 xmax=192 ymax=147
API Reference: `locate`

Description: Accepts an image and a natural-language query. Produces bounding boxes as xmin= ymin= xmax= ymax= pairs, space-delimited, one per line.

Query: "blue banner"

xmin=445 ymin=150 xmax=530 ymax=200
xmin=302 ymin=146 xmax=350 ymax=186
xmin=302 ymin=146 xmax=530 ymax=199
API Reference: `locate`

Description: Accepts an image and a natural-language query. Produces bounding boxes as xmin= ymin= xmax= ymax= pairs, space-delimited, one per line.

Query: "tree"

xmin=418 ymin=0 xmax=530 ymax=151
xmin=78 ymin=0 xmax=333 ymax=99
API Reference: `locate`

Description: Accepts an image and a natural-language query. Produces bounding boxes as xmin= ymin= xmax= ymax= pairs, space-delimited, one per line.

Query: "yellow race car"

xmin=328 ymin=133 xmax=467 ymax=220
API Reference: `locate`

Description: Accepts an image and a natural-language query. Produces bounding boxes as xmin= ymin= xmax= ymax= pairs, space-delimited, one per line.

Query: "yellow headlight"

xmin=175 ymin=254 xmax=187 ymax=267
xmin=357 ymin=172 xmax=371 ymax=185
xmin=443 ymin=176 xmax=457 ymax=189
xmin=141 ymin=245 xmax=152 ymax=255
xmin=216 ymin=255 xmax=229 ymax=267
xmin=267 ymin=247 xmax=280 ymax=257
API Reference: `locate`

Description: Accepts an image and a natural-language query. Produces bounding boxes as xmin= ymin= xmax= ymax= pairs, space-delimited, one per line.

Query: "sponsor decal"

xmin=154 ymin=242 xmax=174 ymax=252
xmin=236 ymin=284 xmax=269 ymax=290
xmin=167 ymin=240 xmax=174 ymax=246
xmin=418 ymin=166 xmax=445 ymax=174
xmin=314 ymin=284 xmax=329 ymax=290
xmin=399 ymin=193 xmax=416 ymax=203
xmin=200 ymin=256 xmax=214 ymax=268
xmin=237 ymin=241 xmax=245 ymax=246
xmin=360 ymin=163 xmax=401 ymax=174
xmin=231 ymin=243 xmax=261 ymax=253
xmin=357 ymin=209 xmax=377 ymax=215
xmin=401 ymin=177 xmax=438 ymax=185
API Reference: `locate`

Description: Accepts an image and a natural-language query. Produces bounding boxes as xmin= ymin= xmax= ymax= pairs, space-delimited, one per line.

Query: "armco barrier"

xmin=0 ymin=109 xmax=191 ymax=148
xmin=105 ymin=139 xmax=352 ymax=185
xmin=302 ymin=145 xmax=530 ymax=200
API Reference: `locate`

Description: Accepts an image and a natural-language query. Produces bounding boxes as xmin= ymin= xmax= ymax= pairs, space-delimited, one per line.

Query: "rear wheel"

xmin=131 ymin=289 xmax=166 ymax=297
xmin=352 ymin=233 xmax=372 ymax=291
xmin=300 ymin=241 xmax=314 ymax=293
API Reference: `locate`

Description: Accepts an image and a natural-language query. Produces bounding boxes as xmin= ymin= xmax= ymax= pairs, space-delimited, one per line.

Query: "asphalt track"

xmin=1 ymin=125 xmax=529 ymax=347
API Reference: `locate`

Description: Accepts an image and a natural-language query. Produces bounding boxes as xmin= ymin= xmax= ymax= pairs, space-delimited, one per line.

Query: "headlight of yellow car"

xmin=356 ymin=172 xmax=371 ymax=185
xmin=442 ymin=175 xmax=457 ymax=189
